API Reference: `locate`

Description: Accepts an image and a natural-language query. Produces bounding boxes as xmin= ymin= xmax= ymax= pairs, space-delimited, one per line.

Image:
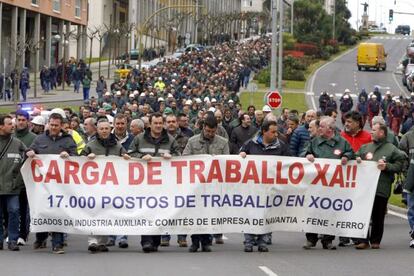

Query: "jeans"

xmin=21 ymin=88 xmax=27 ymax=101
xmin=0 ymin=195 xmax=20 ymax=243
xmin=74 ymin=80 xmax=80 ymax=93
xmin=83 ymin=87 xmax=90 ymax=101
xmin=36 ymin=232 xmax=64 ymax=248
xmin=407 ymin=192 xmax=414 ymax=231
xmin=244 ymin=234 xmax=266 ymax=247
xmin=108 ymin=235 xmax=127 ymax=243
xmin=19 ymin=189 xmax=30 ymax=240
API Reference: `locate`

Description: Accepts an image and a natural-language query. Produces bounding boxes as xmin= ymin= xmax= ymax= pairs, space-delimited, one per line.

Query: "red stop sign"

xmin=266 ymin=91 xmax=282 ymax=109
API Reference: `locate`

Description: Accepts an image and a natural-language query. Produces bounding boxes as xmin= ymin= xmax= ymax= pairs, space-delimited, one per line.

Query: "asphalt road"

xmin=307 ymin=35 xmax=413 ymax=112
xmin=0 ymin=212 xmax=411 ymax=276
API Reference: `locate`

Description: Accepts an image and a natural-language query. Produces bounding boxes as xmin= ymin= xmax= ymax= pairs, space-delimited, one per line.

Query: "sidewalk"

xmin=2 ymin=54 xmax=175 ymax=106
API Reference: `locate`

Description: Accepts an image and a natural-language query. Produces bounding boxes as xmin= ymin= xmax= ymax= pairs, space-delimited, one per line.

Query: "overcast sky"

xmin=346 ymin=0 xmax=414 ymax=32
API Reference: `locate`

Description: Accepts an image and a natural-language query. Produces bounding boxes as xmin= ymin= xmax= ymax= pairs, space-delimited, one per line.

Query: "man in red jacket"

xmin=341 ymin=111 xmax=372 ymax=153
xmin=339 ymin=111 xmax=371 ymax=246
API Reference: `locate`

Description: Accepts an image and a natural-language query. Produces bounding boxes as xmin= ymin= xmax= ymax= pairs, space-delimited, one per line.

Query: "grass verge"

xmin=240 ymin=92 xmax=307 ymax=113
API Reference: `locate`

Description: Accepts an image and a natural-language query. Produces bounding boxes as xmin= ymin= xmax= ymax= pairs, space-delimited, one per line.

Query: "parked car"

xmin=395 ymin=25 xmax=411 ymax=35
xmin=118 ymin=49 xmax=140 ymax=61
xmin=184 ymin=44 xmax=205 ymax=53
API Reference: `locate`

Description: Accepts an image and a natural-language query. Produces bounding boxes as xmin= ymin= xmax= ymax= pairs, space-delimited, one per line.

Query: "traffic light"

xmin=389 ymin=9 xmax=394 ymax=22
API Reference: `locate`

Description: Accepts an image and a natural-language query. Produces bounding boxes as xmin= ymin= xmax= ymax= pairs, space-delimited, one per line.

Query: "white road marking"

xmin=308 ymin=47 xmax=356 ymax=110
xmin=388 ymin=210 xmax=407 ymax=220
xmin=259 ymin=266 xmax=279 ymax=276
xmin=306 ymin=92 xmax=314 ymax=95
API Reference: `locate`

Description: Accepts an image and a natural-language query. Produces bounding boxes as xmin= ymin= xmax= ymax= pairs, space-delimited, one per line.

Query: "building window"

xmin=75 ymin=0 xmax=82 ymax=17
xmin=31 ymin=0 xmax=39 ymax=5
xmin=250 ymin=1 xmax=253 ymax=7
xmin=53 ymin=0 xmax=61 ymax=12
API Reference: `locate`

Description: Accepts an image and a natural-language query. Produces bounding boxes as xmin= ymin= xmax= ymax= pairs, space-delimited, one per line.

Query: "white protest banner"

xmin=21 ymin=155 xmax=380 ymax=237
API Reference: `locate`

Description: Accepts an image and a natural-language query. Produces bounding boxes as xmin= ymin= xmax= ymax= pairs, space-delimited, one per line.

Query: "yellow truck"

xmin=357 ymin=43 xmax=387 ymax=71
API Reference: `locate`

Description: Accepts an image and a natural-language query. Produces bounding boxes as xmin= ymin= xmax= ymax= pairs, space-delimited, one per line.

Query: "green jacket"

xmin=183 ymin=132 xmax=230 ymax=155
xmin=305 ymin=133 xmax=354 ymax=160
xmin=82 ymin=77 xmax=91 ymax=88
xmin=81 ymin=134 xmax=126 ymax=157
xmin=356 ymin=139 xmax=406 ymax=198
xmin=0 ymin=135 xmax=27 ymax=195
xmin=14 ymin=127 xmax=36 ymax=147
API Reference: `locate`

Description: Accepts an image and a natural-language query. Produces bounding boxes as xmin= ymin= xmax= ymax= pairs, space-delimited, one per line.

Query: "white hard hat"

xmin=158 ymin=97 xmax=165 ymax=102
xmin=149 ymin=92 xmax=154 ymax=96
xmin=386 ymin=91 xmax=391 ymax=95
xmin=208 ymin=107 xmax=216 ymax=112
xmin=168 ymin=93 xmax=173 ymax=98
xmin=31 ymin=116 xmax=45 ymax=126
xmin=343 ymin=94 xmax=350 ymax=99
xmin=195 ymin=98 xmax=202 ymax=104
xmin=105 ymin=91 xmax=111 ymax=96
xmin=129 ymin=94 xmax=135 ymax=98
xmin=185 ymin=99 xmax=193 ymax=105
xmin=228 ymin=99 xmax=234 ymax=103
xmin=344 ymin=88 xmax=351 ymax=93
xmin=50 ymin=108 xmax=66 ymax=119
xmin=372 ymin=94 xmax=377 ymax=98
xmin=204 ymin=97 xmax=210 ymax=102
xmin=133 ymin=90 xmax=139 ymax=95
xmin=411 ymin=92 xmax=414 ymax=97
xmin=211 ymin=98 xmax=217 ymax=103
xmin=116 ymin=91 xmax=121 ymax=96
xmin=262 ymin=105 xmax=272 ymax=112
xmin=140 ymin=92 xmax=146 ymax=97
xmin=158 ymin=77 xmax=162 ymax=81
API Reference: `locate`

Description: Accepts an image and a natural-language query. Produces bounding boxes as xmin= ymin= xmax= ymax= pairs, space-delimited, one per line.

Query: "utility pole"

xmin=278 ymin=0 xmax=284 ymax=93
xmin=290 ymin=0 xmax=294 ymax=35
xmin=270 ymin=0 xmax=278 ymax=91
xmin=332 ymin=1 xmax=336 ymax=40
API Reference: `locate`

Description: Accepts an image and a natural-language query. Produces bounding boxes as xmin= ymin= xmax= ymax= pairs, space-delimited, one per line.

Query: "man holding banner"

xmin=128 ymin=112 xmax=180 ymax=253
xmin=0 ymin=114 xmax=27 ymax=251
xmin=303 ymin=116 xmax=354 ymax=250
xmin=183 ymin=113 xmax=230 ymax=253
xmin=26 ymin=112 xmax=77 ymax=254
xmin=81 ymin=120 xmax=131 ymax=253
xmin=354 ymin=123 xmax=406 ymax=249
xmin=239 ymin=120 xmax=291 ymax=252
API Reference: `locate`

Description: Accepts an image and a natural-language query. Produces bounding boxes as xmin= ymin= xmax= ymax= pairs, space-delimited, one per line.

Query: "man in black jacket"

xmin=239 ymin=120 xmax=290 ymax=252
xmin=26 ymin=113 xmax=77 ymax=254
xmin=230 ymin=113 xmax=257 ymax=153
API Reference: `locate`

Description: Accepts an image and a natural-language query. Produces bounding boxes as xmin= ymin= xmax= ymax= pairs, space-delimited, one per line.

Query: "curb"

xmin=388 ymin=204 xmax=408 ymax=215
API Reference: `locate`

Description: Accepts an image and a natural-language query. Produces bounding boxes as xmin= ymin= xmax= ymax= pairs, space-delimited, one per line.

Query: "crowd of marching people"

xmin=1 ymin=35 xmax=414 ymax=255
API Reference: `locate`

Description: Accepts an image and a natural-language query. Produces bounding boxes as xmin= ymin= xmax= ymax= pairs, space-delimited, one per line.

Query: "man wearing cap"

xmin=30 ymin=116 xmax=45 ymax=135
xmin=368 ymin=94 xmax=381 ymax=128
xmin=13 ymin=110 xmax=36 ymax=245
xmin=0 ymin=114 xmax=27 ymax=251
xmin=154 ymin=77 xmax=165 ymax=91
xmin=128 ymin=113 xmax=180 ymax=253
xmin=27 ymin=113 xmax=77 ymax=254
xmin=381 ymin=91 xmax=393 ymax=122
xmin=389 ymin=99 xmax=404 ymax=135
xmin=340 ymin=92 xmax=353 ymax=125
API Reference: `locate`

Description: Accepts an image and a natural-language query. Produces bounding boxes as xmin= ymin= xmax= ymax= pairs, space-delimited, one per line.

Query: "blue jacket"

xmin=289 ymin=124 xmax=310 ymax=157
